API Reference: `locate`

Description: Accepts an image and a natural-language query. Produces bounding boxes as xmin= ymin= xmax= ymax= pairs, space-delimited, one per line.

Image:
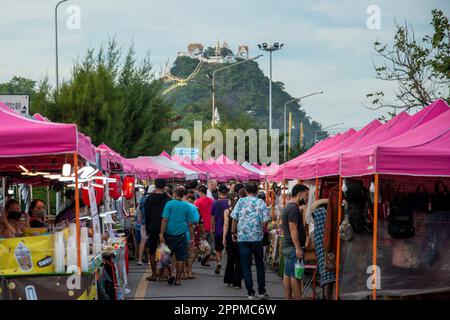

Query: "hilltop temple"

xmin=177 ymin=40 xmax=249 ymax=64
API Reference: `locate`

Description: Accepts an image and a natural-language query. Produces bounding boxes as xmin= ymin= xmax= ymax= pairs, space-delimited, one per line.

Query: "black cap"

xmin=155 ymin=179 xmax=166 ymax=189
xmin=218 ymin=184 xmax=229 ymax=194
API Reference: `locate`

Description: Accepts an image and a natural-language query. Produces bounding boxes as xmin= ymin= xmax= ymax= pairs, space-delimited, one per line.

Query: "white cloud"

xmin=0 ymin=0 xmax=447 ymax=127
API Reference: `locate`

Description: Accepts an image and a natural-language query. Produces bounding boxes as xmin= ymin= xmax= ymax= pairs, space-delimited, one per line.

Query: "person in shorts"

xmin=160 ymin=187 xmax=195 ymax=286
xmin=182 ymin=192 xmax=200 ymax=279
xmin=144 ymin=179 xmax=171 ymax=281
xmin=211 ymin=184 xmax=229 ymax=274
xmin=281 ymin=184 xmax=308 ymax=300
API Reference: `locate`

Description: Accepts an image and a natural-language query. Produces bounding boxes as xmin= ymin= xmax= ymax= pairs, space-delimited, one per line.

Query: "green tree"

xmin=0 ymin=76 xmax=36 ymax=96
xmin=31 ymin=38 xmax=173 ymax=157
xmin=367 ymin=9 xmax=450 ymax=116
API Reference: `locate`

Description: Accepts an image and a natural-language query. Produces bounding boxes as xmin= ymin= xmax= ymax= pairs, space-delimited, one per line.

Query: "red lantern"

xmin=108 ymin=174 xmax=122 ymax=200
xmin=81 ymin=172 xmax=105 ymax=206
xmin=122 ymin=176 xmax=135 ymax=200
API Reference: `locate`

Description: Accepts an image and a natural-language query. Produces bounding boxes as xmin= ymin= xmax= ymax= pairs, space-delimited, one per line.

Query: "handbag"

xmin=348 ymin=202 xmax=365 ymax=233
xmin=388 ymin=188 xmax=415 ymax=239
xmin=325 ymin=252 xmax=336 ymax=272
xmin=339 ymin=207 xmax=353 ymax=241
xmin=410 ymin=184 xmax=430 ymax=212
xmin=431 ymin=180 xmax=450 ymax=211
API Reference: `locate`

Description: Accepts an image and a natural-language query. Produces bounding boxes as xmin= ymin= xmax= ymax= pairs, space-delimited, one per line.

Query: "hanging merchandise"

xmin=109 ymin=174 xmax=122 ymax=200
xmin=410 ymin=184 xmax=430 ymax=212
xmin=87 ymin=186 xmax=102 ymax=255
xmin=391 ymin=241 xmax=421 ymax=269
xmin=81 ymin=172 xmax=105 ymax=206
xmin=431 ymin=180 xmax=450 ymax=211
xmin=122 ymin=176 xmax=135 ymax=200
xmin=345 ymin=180 xmax=369 ymax=234
xmin=388 ymin=189 xmax=415 ymax=239
xmin=339 ymin=202 xmax=353 ymax=241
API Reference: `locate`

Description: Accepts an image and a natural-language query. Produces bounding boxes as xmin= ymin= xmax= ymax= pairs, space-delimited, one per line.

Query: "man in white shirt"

xmin=207 ymin=179 xmax=218 ymax=200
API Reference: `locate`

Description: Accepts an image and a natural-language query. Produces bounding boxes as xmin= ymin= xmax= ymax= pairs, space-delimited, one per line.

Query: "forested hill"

xmin=166 ymin=56 xmax=327 ymax=150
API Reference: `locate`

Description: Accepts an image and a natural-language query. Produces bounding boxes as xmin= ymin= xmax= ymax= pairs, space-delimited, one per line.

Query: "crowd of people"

xmin=0 ymin=177 xmax=316 ymax=300
xmin=135 ymin=178 xmax=314 ymax=300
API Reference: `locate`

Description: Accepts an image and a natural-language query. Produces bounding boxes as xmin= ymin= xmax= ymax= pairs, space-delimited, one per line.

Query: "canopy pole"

xmin=282 ymin=179 xmax=286 ymax=207
xmin=335 ymin=176 xmax=343 ymax=300
xmin=315 ymin=177 xmax=319 ymax=200
xmin=74 ymin=152 xmax=81 ymax=274
xmin=372 ymin=173 xmax=379 ymax=300
xmin=271 ymin=185 xmax=275 ymax=221
xmin=47 ymin=186 xmax=51 ymax=217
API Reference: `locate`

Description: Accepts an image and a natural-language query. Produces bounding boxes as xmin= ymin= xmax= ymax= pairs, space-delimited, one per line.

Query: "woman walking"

xmin=222 ymin=187 xmax=245 ymax=288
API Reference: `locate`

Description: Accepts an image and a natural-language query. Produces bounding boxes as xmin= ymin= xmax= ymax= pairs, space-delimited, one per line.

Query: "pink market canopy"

xmin=149 ymin=156 xmax=199 ymax=180
xmin=260 ymin=162 xmax=281 ymax=180
xmin=171 ymin=155 xmax=208 ymax=180
xmin=205 ymin=158 xmax=248 ymax=181
xmin=0 ymin=102 xmax=96 ymax=173
xmin=126 ymin=157 xmax=178 ymax=179
xmin=32 ymin=113 xmax=50 ymax=122
xmin=274 ymin=129 xmax=356 ymax=180
xmin=189 ymin=157 xmax=232 ymax=182
xmin=272 ymin=98 xmax=449 ymax=180
xmin=159 ymin=151 xmax=172 ymax=159
xmin=97 ymin=143 xmax=146 ymax=176
xmin=242 ymin=162 xmax=266 ymax=179
xmin=341 ymin=99 xmax=450 ymax=177
xmin=298 ymin=120 xmax=383 ymax=179
xmin=214 ymin=155 xmax=261 ymax=180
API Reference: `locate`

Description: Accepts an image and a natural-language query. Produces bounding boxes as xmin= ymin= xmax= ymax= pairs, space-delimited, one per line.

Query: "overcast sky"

xmin=1 ymin=0 xmax=448 ymax=130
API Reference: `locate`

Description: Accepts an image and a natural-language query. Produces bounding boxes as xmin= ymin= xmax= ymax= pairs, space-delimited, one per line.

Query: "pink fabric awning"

xmin=214 ymin=155 xmax=261 ymax=180
xmin=97 ymin=143 xmax=141 ymax=175
xmin=341 ymin=99 xmax=450 ymax=177
xmin=298 ymin=120 xmax=382 ymax=179
xmin=171 ymin=155 xmax=208 ymax=180
xmin=126 ymin=157 xmax=182 ymax=179
xmin=0 ymin=102 xmax=96 ymax=163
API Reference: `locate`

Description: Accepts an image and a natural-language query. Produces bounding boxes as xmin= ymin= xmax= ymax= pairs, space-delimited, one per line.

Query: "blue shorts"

xmin=135 ymin=227 xmax=142 ymax=244
xmin=282 ymin=246 xmax=297 ymax=278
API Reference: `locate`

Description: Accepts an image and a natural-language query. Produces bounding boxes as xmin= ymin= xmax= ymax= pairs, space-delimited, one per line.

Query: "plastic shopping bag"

xmin=156 ymin=243 xmax=172 ymax=269
xmin=199 ymin=240 xmax=211 ymax=256
xmin=295 ymin=259 xmax=305 ymax=280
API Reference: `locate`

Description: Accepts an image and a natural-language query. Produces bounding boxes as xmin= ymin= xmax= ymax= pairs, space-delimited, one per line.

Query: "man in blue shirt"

xmin=160 ymin=187 xmax=195 ymax=286
xmin=183 ymin=192 xmax=200 ymax=279
xmin=231 ymin=182 xmax=270 ymax=299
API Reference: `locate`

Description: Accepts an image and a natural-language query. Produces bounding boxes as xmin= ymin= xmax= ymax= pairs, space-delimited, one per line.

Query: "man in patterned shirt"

xmin=231 ymin=182 xmax=270 ymax=299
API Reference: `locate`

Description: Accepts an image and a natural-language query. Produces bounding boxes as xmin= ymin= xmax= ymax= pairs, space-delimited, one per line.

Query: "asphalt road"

xmin=126 ymin=257 xmax=286 ymax=300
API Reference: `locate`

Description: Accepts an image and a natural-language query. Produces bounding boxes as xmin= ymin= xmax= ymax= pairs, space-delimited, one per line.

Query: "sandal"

xmin=145 ymin=275 xmax=157 ymax=281
xmin=158 ymin=276 xmax=169 ymax=282
xmin=188 ymin=275 xmax=196 ymax=280
xmin=137 ymin=260 xmax=143 ymax=266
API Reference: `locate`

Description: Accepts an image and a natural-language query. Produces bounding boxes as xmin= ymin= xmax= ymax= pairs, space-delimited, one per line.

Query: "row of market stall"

xmin=0 ymin=101 xmax=278 ymax=300
xmin=1 ymin=97 xmax=449 ymax=300
xmin=270 ymin=98 xmax=450 ymax=299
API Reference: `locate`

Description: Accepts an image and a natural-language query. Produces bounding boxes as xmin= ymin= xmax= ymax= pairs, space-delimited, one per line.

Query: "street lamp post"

xmin=55 ymin=0 xmax=69 ymax=94
xmin=283 ymin=91 xmax=324 ymax=162
xmin=257 ymin=42 xmax=284 ymax=135
xmin=206 ymin=54 xmax=263 ymax=127
xmin=314 ymin=122 xmax=344 ymax=144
